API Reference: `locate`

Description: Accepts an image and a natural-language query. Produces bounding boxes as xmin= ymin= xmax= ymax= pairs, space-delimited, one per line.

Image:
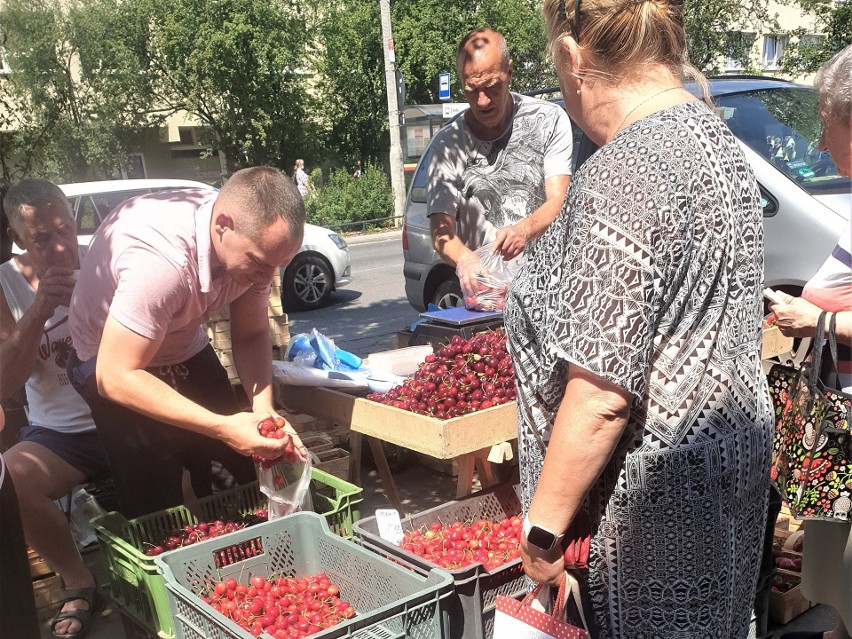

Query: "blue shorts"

xmin=18 ymin=425 xmax=110 ymax=481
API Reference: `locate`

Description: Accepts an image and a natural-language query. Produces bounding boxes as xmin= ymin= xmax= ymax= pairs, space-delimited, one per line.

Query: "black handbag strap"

xmin=828 ymin=312 xmax=840 ymax=374
xmin=808 ymin=312 xmax=828 ymax=399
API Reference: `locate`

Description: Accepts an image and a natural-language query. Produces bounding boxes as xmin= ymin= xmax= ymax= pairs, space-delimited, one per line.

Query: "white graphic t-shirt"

xmin=427 ymin=93 xmax=573 ymax=252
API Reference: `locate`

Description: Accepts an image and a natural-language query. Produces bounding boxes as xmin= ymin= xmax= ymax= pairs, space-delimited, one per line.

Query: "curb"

xmin=344 ymin=229 xmax=403 ymax=245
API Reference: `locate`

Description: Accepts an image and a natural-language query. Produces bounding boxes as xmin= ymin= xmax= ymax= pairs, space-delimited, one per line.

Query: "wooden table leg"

xmin=456 ymin=454 xmax=475 ymax=498
xmin=349 ymin=432 xmax=362 ymax=486
xmin=474 ymin=453 xmax=497 ymax=490
xmin=365 ymin=436 xmax=404 ymax=512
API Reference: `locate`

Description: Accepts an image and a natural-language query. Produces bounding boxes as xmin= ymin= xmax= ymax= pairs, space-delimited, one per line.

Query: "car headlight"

xmin=329 ymin=233 xmax=348 ymax=250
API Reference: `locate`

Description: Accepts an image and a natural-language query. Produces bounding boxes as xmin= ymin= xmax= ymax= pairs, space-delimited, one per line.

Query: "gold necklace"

xmin=614 ymin=86 xmax=682 ymax=135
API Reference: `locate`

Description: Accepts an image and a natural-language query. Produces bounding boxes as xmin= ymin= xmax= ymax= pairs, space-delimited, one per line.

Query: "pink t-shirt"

xmin=69 ymin=188 xmax=269 ymax=366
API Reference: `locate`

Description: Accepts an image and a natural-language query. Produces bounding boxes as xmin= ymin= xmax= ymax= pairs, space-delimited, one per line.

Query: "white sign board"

xmin=442 ymin=102 xmax=469 ymax=120
xmin=438 ymin=72 xmax=451 ymax=101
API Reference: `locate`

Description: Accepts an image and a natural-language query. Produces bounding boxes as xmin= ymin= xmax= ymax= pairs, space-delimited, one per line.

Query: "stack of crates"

xmin=92 ymin=469 xmax=362 ymax=638
xmin=156 ymin=512 xmax=454 ymax=639
xmin=207 ymin=271 xmax=290 ymax=384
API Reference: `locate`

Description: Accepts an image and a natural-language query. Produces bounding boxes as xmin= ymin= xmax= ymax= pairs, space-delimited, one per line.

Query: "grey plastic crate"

xmin=354 ymin=483 xmax=527 ymax=639
xmin=156 ymin=511 xmax=453 ymax=639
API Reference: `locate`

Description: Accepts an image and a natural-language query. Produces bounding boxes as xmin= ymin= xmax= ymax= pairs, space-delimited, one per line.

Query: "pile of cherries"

xmin=143 ymin=510 xmax=269 ymax=556
xmin=400 ymin=517 xmax=523 ymax=571
xmin=201 ymin=573 xmax=355 ymax=638
xmin=366 ymin=331 xmax=516 ymax=419
xmin=253 ymin=416 xmax=300 ymax=469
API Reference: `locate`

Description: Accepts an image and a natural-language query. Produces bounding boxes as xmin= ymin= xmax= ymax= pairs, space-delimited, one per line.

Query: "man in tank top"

xmin=0 ymin=178 xmax=110 ymax=639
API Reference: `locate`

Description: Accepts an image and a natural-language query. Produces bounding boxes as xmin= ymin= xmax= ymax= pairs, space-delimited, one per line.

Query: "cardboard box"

xmin=314 ymin=448 xmax=350 ymax=480
xmin=769 ymin=569 xmax=812 ymax=625
xmin=274 ymin=384 xmax=518 ymax=460
xmin=762 ymin=325 xmax=794 ymax=360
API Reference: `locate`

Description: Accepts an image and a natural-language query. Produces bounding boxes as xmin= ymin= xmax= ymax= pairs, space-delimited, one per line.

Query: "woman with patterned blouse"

xmin=504 ymin=0 xmax=774 ymax=637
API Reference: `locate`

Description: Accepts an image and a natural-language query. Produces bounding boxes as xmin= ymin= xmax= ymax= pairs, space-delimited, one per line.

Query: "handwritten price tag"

xmin=376 ymin=509 xmax=404 ymax=546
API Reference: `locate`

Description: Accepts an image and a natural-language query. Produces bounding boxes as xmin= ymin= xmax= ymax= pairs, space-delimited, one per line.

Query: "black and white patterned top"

xmin=504 ymin=100 xmax=775 ymax=639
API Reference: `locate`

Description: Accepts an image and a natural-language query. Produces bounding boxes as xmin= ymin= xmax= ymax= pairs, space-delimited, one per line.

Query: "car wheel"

xmin=284 ymin=254 xmax=333 ymax=311
xmin=432 ymin=280 xmax=464 ymax=309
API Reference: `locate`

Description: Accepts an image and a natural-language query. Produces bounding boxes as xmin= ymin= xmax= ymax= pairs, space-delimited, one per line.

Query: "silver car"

xmin=59 ymin=179 xmax=352 ymax=311
xmin=403 ymin=78 xmax=850 ymax=311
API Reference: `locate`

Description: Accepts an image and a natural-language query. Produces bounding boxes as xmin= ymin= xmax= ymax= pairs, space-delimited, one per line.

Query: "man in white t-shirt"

xmin=0 ymin=179 xmax=109 ymax=639
xmin=428 ymin=28 xmax=573 ymax=289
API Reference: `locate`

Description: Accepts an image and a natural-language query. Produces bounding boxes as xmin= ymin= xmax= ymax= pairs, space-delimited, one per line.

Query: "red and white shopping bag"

xmin=494 ymin=572 xmax=590 ymax=639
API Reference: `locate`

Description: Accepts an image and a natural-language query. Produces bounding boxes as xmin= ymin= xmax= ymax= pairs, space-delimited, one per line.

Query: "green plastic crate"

xmin=92 ymin=468 xmax=363 ymax=638
xmin=156 ymin=512 xmax=454 ymax=639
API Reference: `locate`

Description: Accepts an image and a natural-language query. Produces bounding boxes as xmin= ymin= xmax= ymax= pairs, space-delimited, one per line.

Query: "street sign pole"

xmin=379 ymin=0 xmax=406 ymax=226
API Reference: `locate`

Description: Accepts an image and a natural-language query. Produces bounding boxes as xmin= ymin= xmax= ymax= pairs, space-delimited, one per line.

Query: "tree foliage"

xmin=0 ymin=0 xmax=158 ymax=189
xmin=779 ymin=0 xmax=852 ymax=76
xmin=146 ymin=0 xmax=314 ymax=172
xmin=313 ymin=0 xmax=388 ymax=164
xmin=683 ymin=0 xmax=779 ymax=74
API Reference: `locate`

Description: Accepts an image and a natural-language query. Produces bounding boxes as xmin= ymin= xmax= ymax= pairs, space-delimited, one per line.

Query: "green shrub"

xmin=304 ymin=163 xmax=393 ymax=230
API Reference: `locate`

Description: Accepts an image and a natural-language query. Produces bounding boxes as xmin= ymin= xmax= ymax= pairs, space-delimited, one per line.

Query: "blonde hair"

xmin=542 ymin=0 xmax=710 ymax=102
xmin=293 ymin=159 xmax=305 ymax=171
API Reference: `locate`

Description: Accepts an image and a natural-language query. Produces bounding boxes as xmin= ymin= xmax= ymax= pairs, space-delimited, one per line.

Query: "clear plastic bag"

xmin=256 ymin=456 xmax=313 ymax=520
xmin=459 ymin=242 xmax=521 ymax=311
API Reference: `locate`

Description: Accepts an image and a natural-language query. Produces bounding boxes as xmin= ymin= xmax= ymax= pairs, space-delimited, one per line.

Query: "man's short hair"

xmin=456 ymin=28 xmax=511 ymax=80
xmin=3 ymin=179 xmax=71 ymax=236
xmin=219 ymin=166 xmax=306 ymax=239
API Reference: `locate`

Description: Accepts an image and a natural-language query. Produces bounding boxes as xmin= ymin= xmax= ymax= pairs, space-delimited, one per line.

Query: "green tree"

xmin=683 ymin=0 xmax=779 ymax=74
xmin=313 ymin=0 xmax=388 ymax=163
xmin=314 ymin=0 xmax=555 ymax=163
xmin=393 ymin=0 xmax=554 ymax=103
xmin=0 ymin=0 xmax=159 ymax=188
xmin=146 ymin=0 xmax=314 ymax=172
xmin=779 ymin=0 xmax=852 ymax=76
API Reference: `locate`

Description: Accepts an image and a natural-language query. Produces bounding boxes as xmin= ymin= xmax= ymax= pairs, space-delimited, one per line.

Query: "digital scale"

xmin=407 ymin=307 xmax=504 ymax=347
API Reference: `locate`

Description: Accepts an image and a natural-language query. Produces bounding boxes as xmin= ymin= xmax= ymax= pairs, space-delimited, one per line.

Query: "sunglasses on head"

xmin=558 ymin=0 xmax=582 ymax=41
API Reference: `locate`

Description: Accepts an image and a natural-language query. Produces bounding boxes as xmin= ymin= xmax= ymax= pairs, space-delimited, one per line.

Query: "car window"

xmin=714 ymin=88 xmax=850 ymax=195
xmin=76 ymin=196 xmax=102 ymax=234
xmin=410 ymin=150 xmax=430 ymax=203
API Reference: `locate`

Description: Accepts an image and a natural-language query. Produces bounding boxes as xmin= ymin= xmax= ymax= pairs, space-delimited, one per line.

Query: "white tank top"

xmin=0 ymin=255 xmax=95 ymax=433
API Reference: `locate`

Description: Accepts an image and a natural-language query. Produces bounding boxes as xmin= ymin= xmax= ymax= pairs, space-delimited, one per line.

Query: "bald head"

xmin=456 ymin=28 xmax=511 ymax=80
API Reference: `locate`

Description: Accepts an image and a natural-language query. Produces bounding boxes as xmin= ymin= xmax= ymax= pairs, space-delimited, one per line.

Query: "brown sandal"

xmin=50 ymin=587 xmax=101 ymax=639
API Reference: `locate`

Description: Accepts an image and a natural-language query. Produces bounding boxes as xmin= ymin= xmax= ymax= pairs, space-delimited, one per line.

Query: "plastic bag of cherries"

xmin=253 ymin=416 xmax=313 ymax=519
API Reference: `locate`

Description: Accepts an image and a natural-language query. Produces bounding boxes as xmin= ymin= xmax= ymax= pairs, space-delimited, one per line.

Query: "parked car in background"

xmin=59 ymin=178 xmax=352 ymax=312
xmin=402 ymin=77 xmax=850 ymax=311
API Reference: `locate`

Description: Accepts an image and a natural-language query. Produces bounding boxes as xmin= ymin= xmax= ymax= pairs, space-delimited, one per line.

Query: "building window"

xmin=799 ymin=34 xmax=825 ymax=50
xmin=762 ymin=34 xmax=788 ymax=69
xmin=724 ymin=32 xmax=756 ymax=71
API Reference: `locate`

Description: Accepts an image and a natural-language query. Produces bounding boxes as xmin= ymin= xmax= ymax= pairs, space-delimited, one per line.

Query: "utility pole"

xmin=379 ymin=0 xmax=406 ymax=225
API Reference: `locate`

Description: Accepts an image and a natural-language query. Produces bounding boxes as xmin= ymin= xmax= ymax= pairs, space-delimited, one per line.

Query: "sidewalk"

xmin=45 ymin=458 xmax=837 ymax=639
xmin=342 ymin=228 xmax=402 ymax=245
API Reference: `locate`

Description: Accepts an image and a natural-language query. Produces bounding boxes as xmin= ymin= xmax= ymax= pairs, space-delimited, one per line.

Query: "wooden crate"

xmin=779 ymin=504 xmax=805 ymax=532
xmin=28 ymin=548 xmax=53 ymax=579
xmin=274 ymin=384 xmax=517 ymax=460
xmin=33 ymin=573 xmax=64 ymax=622
xmin=314 ymin=448 xmax=350 ymax=480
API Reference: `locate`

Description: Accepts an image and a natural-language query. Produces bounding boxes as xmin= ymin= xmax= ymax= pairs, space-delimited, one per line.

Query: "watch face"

xmin=527 ymin=525 xmax=557 ymax=550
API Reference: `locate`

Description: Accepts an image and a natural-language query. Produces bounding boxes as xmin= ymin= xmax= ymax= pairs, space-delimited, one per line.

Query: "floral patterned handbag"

xmin=768 ymin=312 xmax=852 ymax=521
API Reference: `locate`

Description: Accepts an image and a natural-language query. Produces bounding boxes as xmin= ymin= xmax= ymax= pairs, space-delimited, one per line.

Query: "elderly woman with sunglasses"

xmin=503 ymin=0 xmax=774 ymax=637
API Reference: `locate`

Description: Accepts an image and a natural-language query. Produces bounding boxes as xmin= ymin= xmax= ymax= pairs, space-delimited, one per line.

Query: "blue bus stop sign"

xmin=438 ymin=73 xmax=451 ymax=101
